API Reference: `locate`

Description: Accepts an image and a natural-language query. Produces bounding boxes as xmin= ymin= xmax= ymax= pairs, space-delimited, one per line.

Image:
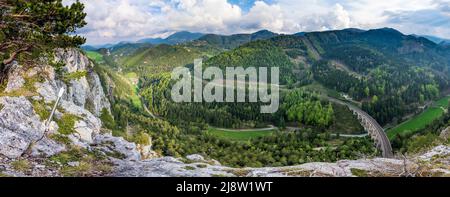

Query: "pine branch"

xmin=2 ymin=45 xmax=31 ymax=65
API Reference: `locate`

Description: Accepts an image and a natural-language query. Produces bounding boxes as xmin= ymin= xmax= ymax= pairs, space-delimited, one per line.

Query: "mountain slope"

xmin=197 ymin=30 xmax=278 ymax=49
xmin=418 ymin=35 xmax=450 ymax=45
xmin=165 ymin=31 xmax=204 ymax=44
xmin=137 ymin=31 xmax=204 ymax=45
xmin=303 ymin=28 xmax=450 ymax=70
xmin=116 ymin=44 xmax=218 ymax=75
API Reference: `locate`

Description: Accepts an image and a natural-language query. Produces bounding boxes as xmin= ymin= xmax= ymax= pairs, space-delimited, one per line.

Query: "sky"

xmin=64 ymin=0 xmax=450 ymax=45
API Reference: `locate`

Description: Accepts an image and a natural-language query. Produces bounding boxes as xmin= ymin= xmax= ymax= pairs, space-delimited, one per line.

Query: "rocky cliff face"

xmin=0 ymin=48 xmax=111 ymax=159
xmin=0 ymin=48 xmax=161 ymax=177
xmin=0 ymin=48 xmax=448 ymax=177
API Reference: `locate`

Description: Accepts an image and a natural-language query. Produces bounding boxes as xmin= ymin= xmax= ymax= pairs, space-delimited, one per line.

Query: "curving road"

xmin=326 ymin=96 xmax=394 ymax=158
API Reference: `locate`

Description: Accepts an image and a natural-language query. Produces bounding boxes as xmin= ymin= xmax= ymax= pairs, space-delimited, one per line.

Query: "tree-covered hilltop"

xmin=204 ymin=40 xmax=297 ymax=85
xmin=112 ymin=44 xmax=222 ymax=76
xmin=196 ymin=29 xmax=278 ymax=49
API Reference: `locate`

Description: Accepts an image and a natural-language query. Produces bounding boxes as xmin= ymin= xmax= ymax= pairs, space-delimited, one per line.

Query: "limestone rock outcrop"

xmin=110 ymin=145 xmax=450 ymax=177
xmin=0 ymin=48 xmax=109 ymax=159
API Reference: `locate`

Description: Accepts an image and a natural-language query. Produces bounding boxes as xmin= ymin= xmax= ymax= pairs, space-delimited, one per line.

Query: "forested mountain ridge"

xmin=138 ymin=31 xmax=205 ymax=45
xmin=82 ymin=31 xmax=205 ymax=51
xmin=302 ymin=28 xmax=450 ymax=71
xmin=295 ymin=28 xmax=450 ymax=126
xmin=196 ymin=29 xmax=279 ymax=49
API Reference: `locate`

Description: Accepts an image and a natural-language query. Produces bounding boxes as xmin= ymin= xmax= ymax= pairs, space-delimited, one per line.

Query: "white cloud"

xmin=238 ymin=1 xmax=285 ymax=32
xmin=163 ymin=0 xmax=243 ymax=32
xmin=64 ymin=0 xmax=450 ymax=45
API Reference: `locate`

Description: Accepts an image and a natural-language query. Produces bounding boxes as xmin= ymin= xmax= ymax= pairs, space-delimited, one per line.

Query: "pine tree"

xmin=0 ymin=0 xmax=86 ymax=82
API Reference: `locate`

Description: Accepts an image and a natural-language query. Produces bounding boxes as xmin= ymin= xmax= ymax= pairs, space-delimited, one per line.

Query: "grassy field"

xmin=123 ymin=72 xmax=141 ymax=108
xmin=207 ymin=127 xmax=275 ymax=141
xmin=387 ymin=96 xmax=450 ymax=139
xmin=85 ymin=51 xmax=104 ymax=63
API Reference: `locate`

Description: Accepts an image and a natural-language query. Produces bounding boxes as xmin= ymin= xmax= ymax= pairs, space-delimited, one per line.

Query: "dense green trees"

xmin=182 ymin=129 xmax=378 ymax=167
xmin=312 ymin=60 xmax=445 ymax=125
xmin=102 ymin=89 xmax=379 ymax=168
xmin=205 ymin=40 xmax=297 ymax=85
xmin=312 ymin=61 xmax=365 ymax=97
xmin=140 ymin=73 xmax=172 ymax=116
xmin=283 ymin=90 xmax=334 ymax=127
xmin=325 ymin=45 xmax=387 ymax=73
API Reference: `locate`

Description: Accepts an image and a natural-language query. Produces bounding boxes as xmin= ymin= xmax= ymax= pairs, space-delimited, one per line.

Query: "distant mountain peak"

xmin=137 ymin=37 xmax=169 ymax=45
xmin=166 ymin=31 xmax=204 ymax=44
xmin=368 ymin=27 xmax=404 ymax=36
xmin=342 ymin=28 xmax=365 ymax=33
xmin=253 ymin=29 xmax=274 ymax=34
xmin=251 ymin=29 xmax=278 ymax=40
xmin=197 ymin=29 xmax=279 ymax=49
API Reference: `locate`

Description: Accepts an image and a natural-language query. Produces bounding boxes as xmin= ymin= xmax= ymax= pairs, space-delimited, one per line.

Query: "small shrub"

xmin=284 ymin=169 xmax=313 ymax=176
xmin=60 ymin=161 xmax=92 ymax=177
xmin=50 ymin=60 xmax=66 ymax=76
xmin=196 ymin=164 xmax=207 ymax=168
xmin=56 ymin=114 xmax=79 ymax=135
xmin=351 ymin=168 xmax=369 ymax=177
xmin=0 ymin=79 xmax=7 ymax=93
xmin=11 ymin=159 xmax=30 ymax=172
xmin=49 ymin=133 xmax=71 ymax=146
xmin=95 ymin=163 xmax=113 ymax=174
xmin=0 ymin=172 xmax=9 ymax=177
xmin=227 ymin=169 xmax=250 ymax=177
xmin=100 ymin=108 xmax=115 ymax=129
xmin=407 ymin=133 xmax=440 ymax=153
xmin=184 ymin=166 xmax=196 ymax=170
xmin=104 ymin=150 xmax=126 ymax=159
xmin=50 ymin=148 xmax=85 ymax=165
xmin=32 ymin=100 xmax=50 ymax=121
xmin=132 ymin=132 xmax=150 ymax=146
xmin=112 ymin=129 xmax=126 ymax=138
xmin=62 ymin=71 xmax=87 ymax=83
xmin=49 ymin=147 xmax=112 ymax=176
xmin=23 ymin=75 xmax=43 ymax=92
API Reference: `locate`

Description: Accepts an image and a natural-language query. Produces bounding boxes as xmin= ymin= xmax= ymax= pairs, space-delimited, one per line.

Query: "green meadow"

xmin=85 ymin=51 xmax=104 ymax=63
xmin=387 ymin=96 xmax=450 ymax=139
xmin=207 ymin=127 xmax=275 ymax=141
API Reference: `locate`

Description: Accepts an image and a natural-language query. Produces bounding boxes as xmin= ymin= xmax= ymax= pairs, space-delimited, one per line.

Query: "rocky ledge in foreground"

xmin=109 ymin=145 xmax=449 ymax=177
xmin=1 ymin=139 xmax=449 ymax=177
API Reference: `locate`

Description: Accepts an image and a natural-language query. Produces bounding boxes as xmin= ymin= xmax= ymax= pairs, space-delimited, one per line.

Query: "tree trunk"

xmin=2 ymin=46 xmax=29 ymax=65
xmin=0 ymin=63 xmax=11 ymax=85
xmin=0 ymin=46 xmax=30 ymax=84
